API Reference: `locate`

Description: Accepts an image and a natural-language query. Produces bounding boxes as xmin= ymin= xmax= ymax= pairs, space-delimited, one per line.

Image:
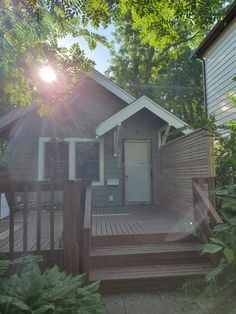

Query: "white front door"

xmin=124 ymin=140 xmax=151 ymax=203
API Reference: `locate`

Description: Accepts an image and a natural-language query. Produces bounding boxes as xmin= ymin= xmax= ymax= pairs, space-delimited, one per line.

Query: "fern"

xmin=0 ymin=257 xmax=104 ymax=314
xmin=0 ymin=259 xmax=12 ymax=277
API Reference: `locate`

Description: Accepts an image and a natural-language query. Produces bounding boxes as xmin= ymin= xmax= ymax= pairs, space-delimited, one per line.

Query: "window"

xmin=75 ymin=142 xmax=99 ymax=181
xmin=38 ymin=137 xmax=104 ymax=186
xmin=44 ymin=142 xmax=69 ymax=181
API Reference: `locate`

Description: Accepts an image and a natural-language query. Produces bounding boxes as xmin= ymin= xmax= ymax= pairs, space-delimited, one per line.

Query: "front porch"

xmin=0 ymin=205 xmax=193 ymax=253
xmin=0 ymin=177 xmax=223 ymax=291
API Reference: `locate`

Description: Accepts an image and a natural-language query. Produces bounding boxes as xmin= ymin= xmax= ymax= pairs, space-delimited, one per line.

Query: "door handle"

xmin=125 ymin=175 xmax=128 ymax=181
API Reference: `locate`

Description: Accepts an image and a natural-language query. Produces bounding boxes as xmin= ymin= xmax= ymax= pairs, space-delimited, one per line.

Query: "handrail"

xmin=193 ymin=181 xmax=223 ymax=225
xmin=82 ymin=185 xmax=92 ymax=278
xmin=192 ymin=177 xmax=223 ymax=266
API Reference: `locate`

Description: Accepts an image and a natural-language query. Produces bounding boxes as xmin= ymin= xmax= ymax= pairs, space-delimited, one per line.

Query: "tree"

xmin=106 ymin=20 xmax=205 ymax=127
xmin=105 ymin=0 xmax=233 ymax=126
xmin=0 ymin=0 xmax=233 ymax=116
xmin=113 ymin=0 xmax=233 ymax=52
xmin=0 ymin=0 xmax=110 ymax=114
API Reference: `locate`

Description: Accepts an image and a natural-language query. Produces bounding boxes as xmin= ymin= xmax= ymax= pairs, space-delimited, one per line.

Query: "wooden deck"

xmin=0 ymin=210 xmax=63 ymax=252
xmin=92 ymin=206 xmax=193 ymax=236
xmin=0 ymin=206 xmax=194 ymax=253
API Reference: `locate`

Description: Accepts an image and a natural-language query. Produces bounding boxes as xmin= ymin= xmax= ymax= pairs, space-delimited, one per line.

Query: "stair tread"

xmin=90 ymin=242 xmax=202 ymax=257
xmin=89 ymin=263 xmax=212 ymax=281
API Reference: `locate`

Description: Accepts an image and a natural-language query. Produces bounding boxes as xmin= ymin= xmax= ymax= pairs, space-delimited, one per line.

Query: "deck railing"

xmin=0 ymin=181 xmax=65 ymax=268
xmin=192 ymin=177 xmax=223 ymax=242
xmin=0 ymin=180 xmax=92 ymax=274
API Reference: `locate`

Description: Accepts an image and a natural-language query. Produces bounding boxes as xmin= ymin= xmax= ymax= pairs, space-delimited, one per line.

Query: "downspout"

xmin=200 ymin=57 xmax=208 ymax=117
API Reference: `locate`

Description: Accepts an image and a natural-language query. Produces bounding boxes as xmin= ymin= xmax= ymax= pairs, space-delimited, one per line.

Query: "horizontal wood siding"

xmin=160 ymin=130 xmax=215 ymax=220
xmin=204 ymin=18 xmax=236 ymax=126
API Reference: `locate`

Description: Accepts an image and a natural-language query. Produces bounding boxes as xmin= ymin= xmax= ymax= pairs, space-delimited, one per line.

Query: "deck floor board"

xmin=0 ymin=206 xmax=193 ymax=252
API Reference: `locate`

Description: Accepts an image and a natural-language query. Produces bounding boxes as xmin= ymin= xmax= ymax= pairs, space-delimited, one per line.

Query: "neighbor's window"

xmin=44 ymin=142 xmax=69 ymax=181
xmin=75 ymin=142 xmax=99 ymax=181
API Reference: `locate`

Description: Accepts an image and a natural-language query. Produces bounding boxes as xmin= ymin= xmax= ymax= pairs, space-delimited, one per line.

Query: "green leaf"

xmin=209 ymin=237 xmax=225 ymax=246
xmin=202 ymin=243 xmax=223 ymax=254
xmin=224 ymin=247 xmax=234 ymax=263
xmin=228 ymin=218 xmax=236 ymax=226
xmin=0 ymin=295 xmax=31 ymax=311
xmin=213 ymin=224 xmax=230 ymax=232
xmin=32 ymin=304 xmax=55 ymax=314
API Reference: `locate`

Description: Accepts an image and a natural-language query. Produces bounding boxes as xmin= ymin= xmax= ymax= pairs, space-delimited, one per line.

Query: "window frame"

xmin=38 ymin=137 xmax=104 ymax=186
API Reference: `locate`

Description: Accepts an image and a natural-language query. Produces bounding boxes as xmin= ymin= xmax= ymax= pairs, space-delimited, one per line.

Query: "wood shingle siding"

xmin=159 ymin=130 xmax=215 ymax=220
xmin=204 ymin=18 xmax=236 ymax=125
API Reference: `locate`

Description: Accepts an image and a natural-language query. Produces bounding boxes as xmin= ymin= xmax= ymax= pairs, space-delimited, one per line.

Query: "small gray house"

xmin=192 ymin=1 xmax=236 ymax=127
xmin=0 ymin=69 xmax=189 ymax=207
xmin=0 ymin=70 xmax=221 ymax=287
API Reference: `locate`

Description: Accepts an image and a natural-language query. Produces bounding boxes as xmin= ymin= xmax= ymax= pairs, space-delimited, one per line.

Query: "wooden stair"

xmin=89 ymin=233 xmax=213 ymax=291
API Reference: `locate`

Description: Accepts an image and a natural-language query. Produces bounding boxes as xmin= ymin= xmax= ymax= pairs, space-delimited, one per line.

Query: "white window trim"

xmin=38 ymin=137 xmax=104 ymax=186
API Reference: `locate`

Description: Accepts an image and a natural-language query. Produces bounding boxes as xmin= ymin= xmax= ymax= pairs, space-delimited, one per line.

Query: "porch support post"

xmin=162 ymin=125 xmax=171 ymax=145
xmin=157 ymin=124 xmax=170 ymax=148
xmin=114 ymin=124 xmax=121 ymax=157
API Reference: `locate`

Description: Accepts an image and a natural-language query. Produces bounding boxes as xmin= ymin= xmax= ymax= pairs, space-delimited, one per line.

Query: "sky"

xmin=58 ymin=25 xmax=116 ymax=74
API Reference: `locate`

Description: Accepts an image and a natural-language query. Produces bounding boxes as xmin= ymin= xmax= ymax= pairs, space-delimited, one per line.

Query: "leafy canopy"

xmin=0 ymin=0 xmax=110 ymax=112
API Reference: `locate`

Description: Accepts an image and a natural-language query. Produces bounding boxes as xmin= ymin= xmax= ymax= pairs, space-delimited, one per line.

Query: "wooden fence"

xmin=160 ymin=129 xmax=215 ymax=220
xmin=0 ymin=180 xmax=92 ymax=274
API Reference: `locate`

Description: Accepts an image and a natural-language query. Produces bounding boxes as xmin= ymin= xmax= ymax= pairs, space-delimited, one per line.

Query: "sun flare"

xmin=39 ymin=66 xmax=57 ymax=83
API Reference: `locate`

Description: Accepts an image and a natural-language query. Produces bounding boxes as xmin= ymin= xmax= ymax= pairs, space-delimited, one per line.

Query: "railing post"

xmin=82 ymin=184 xmax=92 ymax=279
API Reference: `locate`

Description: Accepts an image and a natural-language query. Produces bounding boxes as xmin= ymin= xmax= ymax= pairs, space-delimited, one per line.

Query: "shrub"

xmin=202 ymin=218 xmax=236 ymax=288
xmin=0 ymin=257 xmax=104 ymax=314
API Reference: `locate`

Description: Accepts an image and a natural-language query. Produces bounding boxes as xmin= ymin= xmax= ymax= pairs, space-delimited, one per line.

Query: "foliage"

xmin=1 ymin=0 xmax=233 ymax=115
xmin=106 ymin=19 xmax=205 ymax=127
xmin=0 ymin=256 xmax=104 ymax=314
xmin=0 ymin=0 xmax=110 ymax=113
xmin=114 ymin=0 xmax=233 ymax=52
xmin=213 ymin=122 xmax=236 ymax=187
xmin=202 ymin=218 xmax=236 ymax=287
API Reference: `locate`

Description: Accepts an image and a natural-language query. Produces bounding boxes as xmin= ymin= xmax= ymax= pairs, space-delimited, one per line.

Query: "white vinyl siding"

xmin=203 ymin=18 xmax=236 ymax=126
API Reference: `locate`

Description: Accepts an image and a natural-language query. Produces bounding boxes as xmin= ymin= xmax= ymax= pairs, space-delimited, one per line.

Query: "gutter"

xmin=200 ymin=57 xmax=208 ymax=117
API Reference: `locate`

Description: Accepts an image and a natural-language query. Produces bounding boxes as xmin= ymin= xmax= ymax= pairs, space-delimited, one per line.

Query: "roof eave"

xmin=191 ymin=1 xmax=236 ymax=59
xmin=96 ymin=95 xmax=191 ymax=137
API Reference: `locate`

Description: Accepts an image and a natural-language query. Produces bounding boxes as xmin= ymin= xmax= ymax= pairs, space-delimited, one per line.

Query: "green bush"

xmin=0 ymin=257 xmax=104 ymax=314
xmin=202 ymin=218 xmax=236 ymax=287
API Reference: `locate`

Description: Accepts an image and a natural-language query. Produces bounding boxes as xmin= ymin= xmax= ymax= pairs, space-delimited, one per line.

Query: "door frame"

xmin=123 ymin=139 xmax=152 ymax=204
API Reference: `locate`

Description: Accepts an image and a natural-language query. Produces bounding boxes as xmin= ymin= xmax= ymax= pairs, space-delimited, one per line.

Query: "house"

xmin=0 ymin=69 xmax=189 ymax=208
xmin=0 ymin=69 xmax=221 ymax=288
xmin=192 ymin=1 xmax=236 ymax=127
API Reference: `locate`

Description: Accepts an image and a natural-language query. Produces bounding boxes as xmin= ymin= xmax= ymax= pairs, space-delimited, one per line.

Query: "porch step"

xmin=89 ymin=262 xmax=212 ymax=291
xmin=90 ymin=242 xmax=207 ymax=267
xmin=91 ymin=232 xmax=197 ymax=247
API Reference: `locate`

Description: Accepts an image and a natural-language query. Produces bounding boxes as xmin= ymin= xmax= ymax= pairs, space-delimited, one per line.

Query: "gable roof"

xmin=0 ymin=105 xmax=37 ymax=132
xmin=91 ymin=69 xmax=136 ymax=104
xmin=96 ymin=95 xmax=190 ymax=136
xmin=0 ymin=69 xmax=136 ymax=132
xmin=192 ymin=1 xmax=236 ymax=59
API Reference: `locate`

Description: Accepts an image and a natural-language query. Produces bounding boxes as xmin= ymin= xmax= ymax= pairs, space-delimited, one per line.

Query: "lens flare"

xmin=39 ymin=66 xmax=57 ymax=83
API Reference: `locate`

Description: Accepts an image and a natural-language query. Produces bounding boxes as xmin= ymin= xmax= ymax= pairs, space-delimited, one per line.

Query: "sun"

xmin=39 ymin=66 xmax=57 ymax=83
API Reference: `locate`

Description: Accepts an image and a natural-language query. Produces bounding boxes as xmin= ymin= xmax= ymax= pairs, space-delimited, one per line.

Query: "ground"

xmin=102 ymin=289 xmax=236 ymax=314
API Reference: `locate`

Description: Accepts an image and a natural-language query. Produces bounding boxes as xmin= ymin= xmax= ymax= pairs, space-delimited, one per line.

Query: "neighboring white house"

xmin=192 ymin=1 xmax=236 ymax=128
